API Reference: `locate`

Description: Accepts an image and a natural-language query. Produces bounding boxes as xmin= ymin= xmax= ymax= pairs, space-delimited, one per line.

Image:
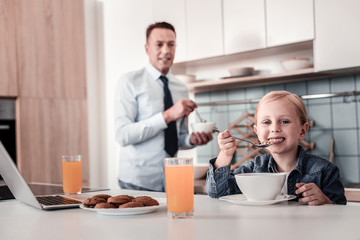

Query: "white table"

xmin=1 ymin=189 xmax=359 ymax=240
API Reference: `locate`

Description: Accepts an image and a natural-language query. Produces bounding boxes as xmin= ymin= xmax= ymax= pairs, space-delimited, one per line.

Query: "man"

xmin=114 ymin=22 xmax=213 ymax=191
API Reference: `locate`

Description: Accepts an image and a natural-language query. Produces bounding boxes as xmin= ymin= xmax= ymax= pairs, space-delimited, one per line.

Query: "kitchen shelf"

xmin=186 ymin=67 xmax=336 ymax=93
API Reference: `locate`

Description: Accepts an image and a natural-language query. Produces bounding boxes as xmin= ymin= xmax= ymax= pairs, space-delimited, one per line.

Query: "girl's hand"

xmin=214 ymin=130 xmax=236 ymax=169
xmin=295 ymin=182 xmax=333 ymax=205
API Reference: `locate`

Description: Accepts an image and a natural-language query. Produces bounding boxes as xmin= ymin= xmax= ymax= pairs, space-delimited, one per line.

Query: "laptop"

xmin=0 ymin=141 xmax=82 ymax=210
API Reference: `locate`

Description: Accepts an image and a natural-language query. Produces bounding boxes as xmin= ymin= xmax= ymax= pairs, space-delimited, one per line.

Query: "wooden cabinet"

xmin=223 ymin=0 xmax=266 ymax=54
xmin=17 ymin=98 xmax=89 ymax=185
xmin=185 ymin=0 xmax=223 ymax=60
xmin=314 ymin=0 xmax=360 ymax=71
xmin=151 ymin=0 xmax=187 ymax=63
xmin=9 ymin=0 xmax=89 ymax=185
xmin=15 ymin=0 xmax=87 ymax=99
xmin=266 ymin=0 xmax=314 ymax=47
xmin=0 ymin=0 xmax=18 ymax=97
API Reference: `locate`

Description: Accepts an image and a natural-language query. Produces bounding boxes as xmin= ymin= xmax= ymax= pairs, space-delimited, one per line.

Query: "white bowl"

xmin=191 ymin=122 xmax=216 ymax=133
xmin=175 ymin=74 xmax=196 ymax=83
xmin=281 ymin=57 xmax=311 ymax=72
xmin=235 ymin=173 xmax=286 ymax=201
xmin=228 ymin=67 xmax=254 ymax=77
xmin=194 ymin=164 xmax=209 ymax=179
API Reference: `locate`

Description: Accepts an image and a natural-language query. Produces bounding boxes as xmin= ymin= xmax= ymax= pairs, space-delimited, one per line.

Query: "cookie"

xmin=107 ymin=195 xmax=134 ymax=206
xmin=82 ymin=197 xmax=106 ymax=207
xmin=119 ymin=201 xmax=144 ymax=208
xmin=94 ymin=202 xmax=117 ymax=209
xmin=92 ymin=194 xmax=112 ymax=200
xmin=132 ymin=196 xmax=159 ymax=206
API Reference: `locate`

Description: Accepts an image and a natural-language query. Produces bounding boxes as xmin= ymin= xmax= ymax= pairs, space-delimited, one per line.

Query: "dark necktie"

xmin=160 ymin=75 xmax=178 ymax=157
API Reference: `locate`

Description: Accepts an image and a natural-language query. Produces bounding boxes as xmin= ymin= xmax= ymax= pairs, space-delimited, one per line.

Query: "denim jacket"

xmin=206 ymin=146 xmax=347 ymax=205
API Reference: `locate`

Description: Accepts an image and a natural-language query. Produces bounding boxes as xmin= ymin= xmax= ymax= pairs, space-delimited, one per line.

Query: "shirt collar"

xmin=146 ymin=63 xmax=172 ymax=80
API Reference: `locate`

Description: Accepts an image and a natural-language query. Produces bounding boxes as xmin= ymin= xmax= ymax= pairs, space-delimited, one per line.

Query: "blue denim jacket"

xmin=206 ymin=146 xmax=347 ymax=205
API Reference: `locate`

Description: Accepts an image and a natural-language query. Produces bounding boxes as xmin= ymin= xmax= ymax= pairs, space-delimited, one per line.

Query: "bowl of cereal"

xmin=235 ymin=173 xmax=286 ymax=201
xmin=191 ymin=122 xmax=216 ymax=133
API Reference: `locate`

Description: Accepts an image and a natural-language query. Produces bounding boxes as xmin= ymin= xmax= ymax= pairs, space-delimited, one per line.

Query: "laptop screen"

xmin=0 ymin=141 xmax=42 ymax=209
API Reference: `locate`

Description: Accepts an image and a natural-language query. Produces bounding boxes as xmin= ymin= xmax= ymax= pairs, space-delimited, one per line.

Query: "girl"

xmin=206 ymin=91 xmax=346 ymax=205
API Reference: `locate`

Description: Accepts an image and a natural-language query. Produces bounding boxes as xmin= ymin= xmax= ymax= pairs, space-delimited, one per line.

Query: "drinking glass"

xmin=164 ymin=157 xmax=194 ymax=218
xmin=61 ymin=155 xmax=82 ymax=194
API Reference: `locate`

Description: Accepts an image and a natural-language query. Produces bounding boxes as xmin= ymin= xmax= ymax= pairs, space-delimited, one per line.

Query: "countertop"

xmin=1 ymin=189 xmax=360 ymax=240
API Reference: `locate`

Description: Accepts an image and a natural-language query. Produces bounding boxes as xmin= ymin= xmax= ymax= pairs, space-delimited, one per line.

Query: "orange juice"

xmin=165 ymin=164 xmax=194 ymax=214
xmin=62 ymin=161 xmax=82 ymax=194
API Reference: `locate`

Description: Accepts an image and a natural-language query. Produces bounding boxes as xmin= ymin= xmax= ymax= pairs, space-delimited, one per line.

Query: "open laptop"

xmin=0 ymin=141 xmax=82 ymax=210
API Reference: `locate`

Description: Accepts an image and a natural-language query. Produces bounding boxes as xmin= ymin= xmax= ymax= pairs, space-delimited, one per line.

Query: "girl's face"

xmin=254 ymin=99 xmax=309 ymax=156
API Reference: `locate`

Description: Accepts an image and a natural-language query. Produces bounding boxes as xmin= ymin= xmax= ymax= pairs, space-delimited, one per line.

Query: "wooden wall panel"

xmin=17 ymin=98 xmax=89 ymax=185
xmin=15 ymin=0 xmax=87 ymax=99
xmin=0 ymin=0 xmax=18 ymax=96
xmin=11 ymin=0 xmax=90 ymax=186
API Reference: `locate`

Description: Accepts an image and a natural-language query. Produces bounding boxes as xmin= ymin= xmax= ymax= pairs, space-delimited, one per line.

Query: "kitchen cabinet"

xmin=0 ymin=0 xmax=18 ymax=96
xmin=266 ymin=0 xmax=314 ymax=47
xmin=314 ymin=0 xmax=360 ymax=71
xmin=223 ymin=0 xmax=266 ymax=54
xmin=150 ymin=0 xmax=187 ymax=63
xmin=17 ymin=98 xmax=89 ymax=185
xmin=11 ymin=0 xmax=89 ymax=185
xmin=16 ymin=0 xmax=87 ymax=99
xmin=186 ymin=0 xmax=223 ymax=60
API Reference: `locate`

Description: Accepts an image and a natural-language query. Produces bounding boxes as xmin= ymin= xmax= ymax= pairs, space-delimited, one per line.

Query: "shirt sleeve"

xmin=205 ymin=158 xmax=241 ymax=198
xmin=322 ymin=163 xmax=347 ymax=205
xmin=178 ymin=116 xmax=193 ymax=149
xmin=114 ymin=74 xmax=167 ymax=147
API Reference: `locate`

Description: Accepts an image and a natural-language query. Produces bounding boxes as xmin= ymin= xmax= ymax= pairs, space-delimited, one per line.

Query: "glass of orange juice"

xmin=61 ymin=155 xmax=82 ymax=194
xmin=164 ymin=157 xmax=194 ymax=218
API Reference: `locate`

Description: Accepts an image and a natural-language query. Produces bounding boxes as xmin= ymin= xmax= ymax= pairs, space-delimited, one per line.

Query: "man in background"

xmin=114 ymin=22 xmax=213 ymax=191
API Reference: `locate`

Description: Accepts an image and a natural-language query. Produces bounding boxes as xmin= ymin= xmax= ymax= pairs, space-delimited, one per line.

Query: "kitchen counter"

xmin=1 ymin=189 xmax=360 ymax=240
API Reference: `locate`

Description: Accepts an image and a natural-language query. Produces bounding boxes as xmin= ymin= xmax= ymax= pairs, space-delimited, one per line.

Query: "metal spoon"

xmin=213 ymin=127 xmax=272 ymax=149
xmin=195 ymin=109 xmax=207 ymax=123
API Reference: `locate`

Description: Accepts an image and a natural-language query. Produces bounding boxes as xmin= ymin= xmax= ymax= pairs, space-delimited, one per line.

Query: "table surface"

xmin=1 ymin=189 xmax=360 ymax=240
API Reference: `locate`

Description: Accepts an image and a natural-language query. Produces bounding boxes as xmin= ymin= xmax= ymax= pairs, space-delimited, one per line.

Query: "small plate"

xmin=80 ymin=198 xmax=166 ymax=215
xmin=219 ymin=194 xmax=296 ymax=206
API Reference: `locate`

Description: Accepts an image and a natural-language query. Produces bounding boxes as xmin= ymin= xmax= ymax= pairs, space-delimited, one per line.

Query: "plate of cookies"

xmin=80 ymin=194 xmax=166 ymax=216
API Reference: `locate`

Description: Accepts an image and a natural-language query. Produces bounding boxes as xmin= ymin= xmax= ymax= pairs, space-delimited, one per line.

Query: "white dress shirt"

xmin=114 ymin=63 xmax=193 ymax=191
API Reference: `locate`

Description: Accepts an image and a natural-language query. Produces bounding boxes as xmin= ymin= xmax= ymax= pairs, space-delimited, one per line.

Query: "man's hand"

xmin=163 ymin=99 xmax=196 ymax=124
xmin=295 ymin=182 xmax=333 ymax=205
xmin=190 ymin=132 xmax=213 ymax=146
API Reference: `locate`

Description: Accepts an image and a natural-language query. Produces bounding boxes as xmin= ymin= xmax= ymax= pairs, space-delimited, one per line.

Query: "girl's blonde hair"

xmin=254 ymin=91 xmax=308 ymax=125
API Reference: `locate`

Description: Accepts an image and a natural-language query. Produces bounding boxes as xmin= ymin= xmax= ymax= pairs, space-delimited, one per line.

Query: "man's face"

xmin=145 ymin=28 xmax=176 ymax=75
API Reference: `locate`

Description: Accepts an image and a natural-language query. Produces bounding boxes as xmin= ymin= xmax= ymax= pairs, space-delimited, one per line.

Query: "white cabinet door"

xmin=314 ymin=0 xmax=360 ymax=71
xmin=266 ymin=0 xmax=314 ymax=47
xmin=150 ymin=0 xmax=187 ymax=63
xmin=186 ymin=0 xmax=223 ymax=60
xmin=223 ymin=0 xmax=266 ymax=54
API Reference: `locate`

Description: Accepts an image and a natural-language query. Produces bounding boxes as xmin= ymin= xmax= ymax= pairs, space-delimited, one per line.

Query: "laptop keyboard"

xmin=36 ymin=195 xmax=81 ymax=206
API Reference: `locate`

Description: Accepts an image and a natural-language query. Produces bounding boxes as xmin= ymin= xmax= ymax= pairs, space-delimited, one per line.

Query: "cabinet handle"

xmin=0 ymin=125 xmax=10 ymax=130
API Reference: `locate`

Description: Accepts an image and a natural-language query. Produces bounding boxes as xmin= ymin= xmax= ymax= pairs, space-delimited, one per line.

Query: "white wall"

xmin=84 ymin=0 xmax=108 ymax=188
xmin=85 ymin=0 xmax=157 ymax=189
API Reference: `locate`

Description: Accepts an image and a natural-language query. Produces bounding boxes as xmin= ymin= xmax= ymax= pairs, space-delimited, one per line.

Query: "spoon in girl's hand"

xmin=213 ymin=127 xmax=273 ymax=149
